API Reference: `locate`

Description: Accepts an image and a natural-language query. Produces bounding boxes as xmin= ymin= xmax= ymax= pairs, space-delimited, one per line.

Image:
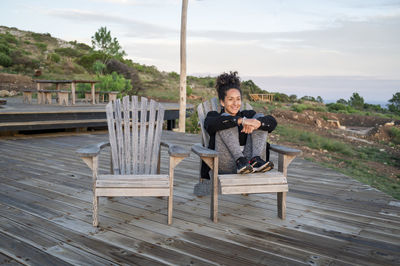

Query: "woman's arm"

xmin=204 ymin=111 xmax=240 ymax=135
xmin=256 ymin=115 xmax=277 ymax=132
xmin=239 ymin=113 xmax=277 ymax=134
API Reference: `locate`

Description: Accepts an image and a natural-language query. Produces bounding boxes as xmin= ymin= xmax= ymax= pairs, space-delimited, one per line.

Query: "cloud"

xmin=46 ymin=8 xmax=177 ymax=38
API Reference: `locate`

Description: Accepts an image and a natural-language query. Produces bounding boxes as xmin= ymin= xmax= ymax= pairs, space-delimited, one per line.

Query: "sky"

xmin=1 ymin=0 xmax=399 ymax=104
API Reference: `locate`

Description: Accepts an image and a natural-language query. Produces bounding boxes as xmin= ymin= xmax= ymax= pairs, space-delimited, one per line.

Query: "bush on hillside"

xmin=388 ymin=127 xmax=400 ymax=145
xmin=364 ymin=103 xmax=384 ymax=113
xmin=168 ymin=71 xmax=179 ymax=80
xmin=0 ymin=52 xmax=12 ymax=67
xmin=93 ymin=60 xmax=106 ymax=74
xmin=49 ymin=53 xmax=61 ymax=63
xmin=241 ymin=79 xmax=264 ymax=98
xmin=55 ymin=47 xmax=82 ymax=57
xmin=77 ymin=51 xmax=104 ymax=71
xmin=34 ymin=42 xmax=47 ymax=52
xmin=76 ymin=83 xmax=92 ymax=98
xmin=274 ymin=92 xmax=290 ymax=102
xmin=388 ymin=92 xmax=400 ymax=114
xmin=291 ymin=103 xmax=327 ymax=113
xmin=96 ymin=71 xmax=132 ymax=97
xmin=76 ymin=42 xmax=91 ymax=51
xmin=30 ymin=32 xmax=52 ymax=42
xmin=349 ymin=92 xmax=364 ymax=110
xmin=0 ymin=32 xmax=18 ymax=44
xmin=0 ymin=43 xmax=10 ymax=55
xmin=106 ymin=59 xmax=142 ymax=94
xmin=289 ymin=94 xmax=298 ymax=102
xmin=326 ymin=103 xmax=357 ymax=114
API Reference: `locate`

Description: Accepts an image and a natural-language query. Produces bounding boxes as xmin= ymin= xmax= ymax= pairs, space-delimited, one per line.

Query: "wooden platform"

xmin=0 ymin=97 xmax=193 ymax=132
xmin=0 ymin=131 xmax=399 ymax=265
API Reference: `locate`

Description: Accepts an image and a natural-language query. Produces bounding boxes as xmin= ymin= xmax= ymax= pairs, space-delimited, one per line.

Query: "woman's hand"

xmin=241 ymin=118 xmax=261 ymax=133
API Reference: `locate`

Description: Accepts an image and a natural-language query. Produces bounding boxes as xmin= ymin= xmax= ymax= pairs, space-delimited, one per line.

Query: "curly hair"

xmin=215 ymin=71 xmax=242 ymax=100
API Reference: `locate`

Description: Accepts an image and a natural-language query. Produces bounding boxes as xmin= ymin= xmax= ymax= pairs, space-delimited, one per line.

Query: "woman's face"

xmin=221 ymin=88 xmax=241 ymax=116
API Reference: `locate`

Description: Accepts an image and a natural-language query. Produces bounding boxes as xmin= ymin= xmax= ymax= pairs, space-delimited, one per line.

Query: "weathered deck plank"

xmin=0 ymin=131 xmax=399 ymax=265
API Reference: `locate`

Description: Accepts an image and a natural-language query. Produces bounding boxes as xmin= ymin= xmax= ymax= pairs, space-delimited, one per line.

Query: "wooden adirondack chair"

xmin=192 ymin=97 xmax=301 ymax=222
xmin=77 ymin=96 xmax=189 ymax=226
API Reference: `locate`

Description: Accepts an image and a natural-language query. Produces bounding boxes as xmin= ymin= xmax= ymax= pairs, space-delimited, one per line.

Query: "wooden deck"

xmin=0 ymin=131 xmax=399 ymax=265
xmin=0 ymin=97 xmax=193 ymax=132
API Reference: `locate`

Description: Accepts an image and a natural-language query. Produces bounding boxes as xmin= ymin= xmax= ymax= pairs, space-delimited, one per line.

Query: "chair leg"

xmin=93 ymin=195 xmax=99 ymax=227
xmin=168 ymin=194 xmax=173 ymax=225
xmin=168 ymin=157 xmax=175 ymax=225
xmin=277 ymin=192 xmax=286 ymax=219
xmin=211 ymin=157 xmax=218 ymax=223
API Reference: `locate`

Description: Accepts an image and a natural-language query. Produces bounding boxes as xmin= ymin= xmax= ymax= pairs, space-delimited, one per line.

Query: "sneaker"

xmin=250 ymin=156 xmax=274 ymax=173
xmin=236 ymin=157 xmax=253 ymax=174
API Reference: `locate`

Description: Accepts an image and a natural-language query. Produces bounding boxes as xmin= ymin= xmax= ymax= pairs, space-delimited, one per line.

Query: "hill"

xmin=0 ymin=25 xmax=224 ymax=102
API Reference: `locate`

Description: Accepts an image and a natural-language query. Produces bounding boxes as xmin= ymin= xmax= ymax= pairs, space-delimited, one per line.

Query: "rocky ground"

xmin=269 ymin=108 xmax=400 ymax=184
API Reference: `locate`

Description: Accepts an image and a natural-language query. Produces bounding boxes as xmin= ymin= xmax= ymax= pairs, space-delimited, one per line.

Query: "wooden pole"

xmin=178 ymin=0 xmax=188 ymax=132
xmin=71 ymin=81 xmax=76 ymax=105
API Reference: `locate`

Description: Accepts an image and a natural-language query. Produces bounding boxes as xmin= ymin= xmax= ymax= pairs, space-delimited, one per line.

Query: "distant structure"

xmin=249 ymin=93 xmax=274 ymax=102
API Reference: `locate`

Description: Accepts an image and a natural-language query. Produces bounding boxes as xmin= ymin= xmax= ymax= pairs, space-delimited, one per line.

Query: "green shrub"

xmin=76 ymin=83 xmax=91 ymax=98
xmin=168 ymin=71 xmax=179 ymax=80
xmin=34 ymin=42 xmax=47 ymax=52
xmin=0 ymin=32 xmax=18 ymax=44
xmin=76 ymin=42 xmax=91 ymax=51
xmin=389 ymin=127 xmax=400 ymax=145
xmin=186 ymin=110 xmax=200 ymax=133
xmin=275 ymin=125 xmax=354 ymax=156
xmin=96 ymin=72 xmax=132 ymax=97
xmin=291 ymin=104 xmax=307 ymax=113
xmin=49 ymin=53 xmax=61 ymax=63
xmin=327 ymin=103 xmax=358 ymax=114
xmin=0 ymin=43 xmax=10 ymax=55
xmin=92 ymin=60 xmax=106 ymax=74
xmin=187 ymin=85 xmax=193 ymax=96
xmin=0 ymin=52 xmax=12 ymax=67
xmin=55 ymin=47 xmax=81 ymax=57
xmin=30 ymin=32 xmax=52 ymax=42
xmin=130 ymin=62 xmax=160 ymax=75
xmin=77 ymin=51 xmax=104 ymax=71
xmin=274 ymin=92 xmax=290 ymax=102
xmin=291 ymin=103 xmax=327 ymax=113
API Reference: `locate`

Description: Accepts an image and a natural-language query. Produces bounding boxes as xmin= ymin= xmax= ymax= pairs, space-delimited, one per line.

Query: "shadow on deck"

xmin=0 ymin=131 xmax=399 ymax=265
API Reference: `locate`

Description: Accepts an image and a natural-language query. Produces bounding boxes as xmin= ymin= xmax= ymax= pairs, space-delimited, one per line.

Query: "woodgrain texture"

xmin=0 ymin=131 xmax=399 ymax=265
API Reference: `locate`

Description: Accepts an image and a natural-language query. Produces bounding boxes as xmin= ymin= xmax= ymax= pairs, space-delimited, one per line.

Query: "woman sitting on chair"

xmin=201 ymin=71 xmax=277 ymax=178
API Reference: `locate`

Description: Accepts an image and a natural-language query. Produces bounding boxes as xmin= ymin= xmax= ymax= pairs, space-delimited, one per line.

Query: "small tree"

xmin=388 ymin=92 xmax=400 ymax=113
xmin=289 ymin=94 xmax=298 ymax=102
xmin=316 ymin=96 xmax=323 ymax=103
xmin=336 ymin=98 xmax=348 ymax=105
xmin=301 ymin=95 xmax=316 ymax=102
xmin=96 ymin=71 xmax=132 ymax=97
xmin=92 ymin=60 xmax=106 ymax=75
xmin=349 ymin=92 xmax=364 ymax=110
xmin=91 ymin=26 xmax=126 ymax=66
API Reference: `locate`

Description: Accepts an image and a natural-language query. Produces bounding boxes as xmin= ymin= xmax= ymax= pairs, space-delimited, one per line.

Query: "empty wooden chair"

xmin=192 ymin=97 xmax=301 ymax=222
xmin=77 ymin=96 xmax=189 ymax=226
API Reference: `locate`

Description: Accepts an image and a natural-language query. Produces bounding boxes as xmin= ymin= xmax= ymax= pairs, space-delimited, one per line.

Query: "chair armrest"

xmin=270 ymin=144 xmax=302 ymax=156
xmin=76 ymin=141 xmax=110 ymax=157
xmin=191 ymin=143 xmax=218 ymax=158
xmin=161 ymin=141 xmax=190 ymax=158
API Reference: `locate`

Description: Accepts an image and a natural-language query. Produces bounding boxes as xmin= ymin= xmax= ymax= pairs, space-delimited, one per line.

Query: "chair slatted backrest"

xmin=106 ymin=96 xmax=165 ymax=175
xmin=197 ymin=97 xmax=253 ymax=147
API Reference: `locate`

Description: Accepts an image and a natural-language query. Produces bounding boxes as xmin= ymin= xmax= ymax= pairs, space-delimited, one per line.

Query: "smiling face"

xmin=220 ymin=88 xmax=242 ymax=116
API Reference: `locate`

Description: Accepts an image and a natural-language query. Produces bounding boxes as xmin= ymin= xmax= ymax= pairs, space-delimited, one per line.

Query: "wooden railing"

xmin=249 ymin=94 xmax=274 ymax=102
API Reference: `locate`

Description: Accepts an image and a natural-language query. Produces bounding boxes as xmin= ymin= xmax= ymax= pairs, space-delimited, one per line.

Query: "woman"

xmin=201 ymin=71 xmax=277 ymax=179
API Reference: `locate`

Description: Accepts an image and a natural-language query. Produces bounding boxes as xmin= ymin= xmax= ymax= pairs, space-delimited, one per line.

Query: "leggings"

xmin=215 ymin=113 xmax=268 ymax=174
